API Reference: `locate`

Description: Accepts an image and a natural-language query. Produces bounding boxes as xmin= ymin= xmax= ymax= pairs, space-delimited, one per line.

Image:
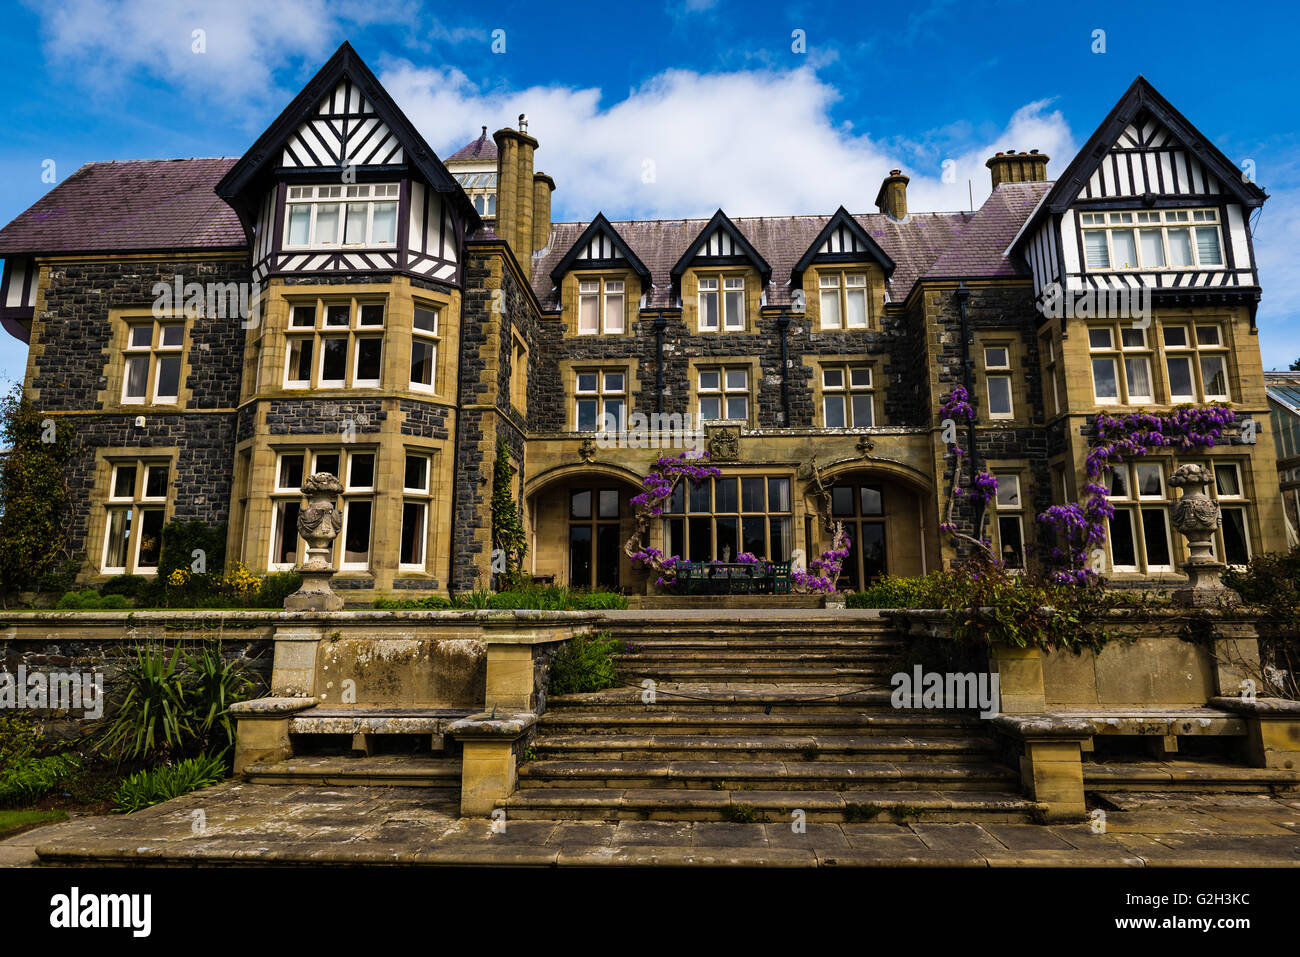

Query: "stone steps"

xmin=615 ymin=648 xmax=901 ymax=662
xmin=530 ymin=732 xmax=999 ymax=762
xmin=537 ymin=710 xmax=985 ymax=735
xmin=502 ymin=787 xmax=1041 ymax=823
xmin=242 ymin=754 xmax=460 ymax=788
xmin=519 ymin=758 xmax=1017 ymax=790
xmin=1083 ymin=759 xmax=1300 ymax=793
xmin=616 ymin=664 xmax=894 ymax=683
xmin=547 ymin=684 xmax=898 ymax=711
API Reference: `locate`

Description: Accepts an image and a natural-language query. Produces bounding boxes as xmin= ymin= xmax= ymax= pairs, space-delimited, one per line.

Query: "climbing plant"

xmin=0 ymin=386 xmax=75 ymax=594
xmin=1037 ymin=404 xmax=1237 ymax=584
xmin=625 ymin=450 xmax=849 ymax=592
xmin=936 ymin=385 xmax=999 ymax=561
xmin=490 ymin=436 xmax=527 ymax=584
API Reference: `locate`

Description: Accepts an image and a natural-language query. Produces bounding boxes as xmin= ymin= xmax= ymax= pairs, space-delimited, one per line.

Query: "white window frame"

xmin=284 ymin=183 xmax=399 ymax=250
xmin=410 ymin=304 xmax=440 ymax=394
xmin=698 ymin=367 xmax=749 ymax=423
xmin=122 ymin=320 xmax=184 ymax=406
xmin=818 ymin=272 xmax=869 ymax=330
xmin=983 ymin=346 xmax=1014 ymax=419
xmin=574 ymin=369 xmax=627 ymax=433
xmin=822 ymin=365 xmax=874 ymax=428
xmin=1079 ymin=208 xmax=1225 ymax=272
xmin=399 ymin=452 xmax=433 ymax=572
xmin=101 ymin=460 xmax=170 ymax=575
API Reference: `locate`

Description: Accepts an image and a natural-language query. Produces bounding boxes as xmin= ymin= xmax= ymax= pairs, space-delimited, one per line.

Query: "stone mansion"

xmin=0 ymin=43 xmax=1284 ymax=597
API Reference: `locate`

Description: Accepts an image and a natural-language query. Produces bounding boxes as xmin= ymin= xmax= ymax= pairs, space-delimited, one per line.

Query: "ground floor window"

xmin=662 ymin=475 xmax=792 ymax=563
xmin=269 ymin=447 xmax=376 ymax=571
xmin=102 ymin=460 xmax=170 ymax=574
xmin=1105 ymin=461 xmax=1174 ymax=573
xmin=569 ymin=488 xmax=621 ymax=589
xmin=992 ymin=472 xmax=1025 ymax=569
xmin=831 ymin=481 xmax=885 ymax=588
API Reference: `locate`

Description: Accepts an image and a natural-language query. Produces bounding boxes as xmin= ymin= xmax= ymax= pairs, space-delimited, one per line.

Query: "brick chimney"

xmin=493 ymin=114 xmax=541 ymax=261
xmin=532 ymin=172 xmax=555 ymax=253
xmin=986 ymin=149 xmax=1050 ymax=188
xmin=874 ymin=169 xmax=909 ymax=221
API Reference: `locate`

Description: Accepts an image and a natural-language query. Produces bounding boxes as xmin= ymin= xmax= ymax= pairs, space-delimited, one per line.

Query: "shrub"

xmin=98 ymin=644 xmax=190 ymax=759
xmin=254 ymin=570 xmax=302 ymax=608
xmin=113 ymin=754 xmax=228 ymax=813
xmin=1223 ymin=550 xmax=1300 ymax=624
xmin=54 ymin=589 xmax=130 ymax=610
xmin=101 ymin=575 xmax=149 ymax=598
xmin=0 ymin=386 xmax=74 ymax=593
xmin=549 ymin=630 xmax=620 ymax=695
xmin=373 ymin=595 xmax=451 ymax=610
xmin=157 ymin=520 xmax=226 ymax=582
xmin=99 ymin=641 xmax=258 ymax=759
xmin=0 ymin=753 xmax=82 ymax=807
xmin=846 ymin=576 xmax=932 ymax=609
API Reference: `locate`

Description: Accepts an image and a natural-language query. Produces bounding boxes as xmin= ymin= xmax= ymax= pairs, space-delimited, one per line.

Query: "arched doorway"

xmin=524 ymin=465 xmax=644 ymax=591
xmin=806 ymin=464 xmax=936 ymax=589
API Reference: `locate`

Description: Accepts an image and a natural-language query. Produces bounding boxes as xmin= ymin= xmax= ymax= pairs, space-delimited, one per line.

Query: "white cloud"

xmin=382 ymin=61 xmax=1077 ymax=222
xmin=1253 ymin=180 xmax=1300 ymax=370
xmin=29 ymin=0 xmax=420 ymax=109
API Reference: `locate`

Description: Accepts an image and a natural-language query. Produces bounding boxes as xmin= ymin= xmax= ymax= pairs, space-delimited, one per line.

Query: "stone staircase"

xmin=504 ymin=615 xmax=1041 ymax=823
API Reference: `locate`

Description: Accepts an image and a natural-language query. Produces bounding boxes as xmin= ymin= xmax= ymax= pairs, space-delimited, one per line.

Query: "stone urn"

xmin=1168 ymin=463 xmax=1237 ymax=606
xmin=284 ymin=472 xmax=345 ymax=611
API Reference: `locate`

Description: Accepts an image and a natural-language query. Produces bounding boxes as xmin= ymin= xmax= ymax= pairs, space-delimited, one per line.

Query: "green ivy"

xmin=490 ymin=436 xmax=528 ymax=585
xmin=0 ymin=386 xmax=75 ymax=594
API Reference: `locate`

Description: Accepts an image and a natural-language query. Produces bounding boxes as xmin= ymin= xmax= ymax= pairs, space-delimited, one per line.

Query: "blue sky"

xmin=2 ymin=0 xmax=1299 ymax=387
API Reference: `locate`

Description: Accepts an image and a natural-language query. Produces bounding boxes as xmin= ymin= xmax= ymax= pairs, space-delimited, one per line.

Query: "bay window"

xmin=284 ymin=297 xmax=386 ymax=390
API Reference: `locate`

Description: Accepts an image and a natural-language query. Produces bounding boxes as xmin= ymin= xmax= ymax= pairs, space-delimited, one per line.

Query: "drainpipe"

xmin=653 ymin=312 xmax=667 ymax=414
xmin=955 ymin=283 xmax=984 ymax=532
xmin=777 ymin=311 xmax=791 ymax=425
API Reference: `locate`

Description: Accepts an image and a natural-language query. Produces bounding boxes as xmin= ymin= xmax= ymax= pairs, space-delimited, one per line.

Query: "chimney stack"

xmin=493 ymin=116 xmax=541 ymax=261
xmin=986 ymin=149 xmax=1050 ymax=188
xmin=532 ymin=172 xmax=555 ymax=253
xmin=875 ymin=169 xmax=909 ymax=221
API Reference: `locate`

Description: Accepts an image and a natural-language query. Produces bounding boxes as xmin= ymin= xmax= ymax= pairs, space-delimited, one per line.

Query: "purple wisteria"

xmin=1037 ymin=404 xmax=1237 ymax=584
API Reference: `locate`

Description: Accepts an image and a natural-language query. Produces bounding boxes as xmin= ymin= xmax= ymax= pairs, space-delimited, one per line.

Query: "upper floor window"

xmin=983 ymin=346 xmax=1014 ymax=419
xmin=123 ymin=320 xmax=184 ymax=405
xmin=699 ymin=367 xmax=749 ymax=422
xmin=102 ymin=459 xmax=170 ymax=574
xmin=1088 ymin=324 xmax=1153 ymax=405
xmin=575 ymin=370 xmax=626 ymax=432
xmin=1163 ymin=323 xmax=1229 ymax=402
xmin=699 ymin=276 xmax=745 ymax=331
xmin=818 ymin=273 xmax=869 ymax=330
xmin=454 ymin=171 xmax=497 ymax=217
xmin=285 ymin=183 xmax=399 ymax=249
xmin=577 ymin=278 xmax=625 ymax=335
xmin=1081 ymin=209 xmax=1223 ymax=271
xmin=410 ymin=305 xmax=440 ymax=393
xmin=284 ymin=298 xmax=385 ymax=390
xmin=822 ymin=365 xmax=874 ymax=427
xmin=400 ymin=453 xmax=433 ymax=572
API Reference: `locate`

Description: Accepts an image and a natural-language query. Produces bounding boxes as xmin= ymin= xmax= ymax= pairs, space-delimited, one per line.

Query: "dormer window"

xmin=698 ymin=276 xmax=745 ymax=332
xmin=1081 ymin=208 xmax=1223 ymax=271
xmin=285 ymin=183 xmax=399 ymax=249
xmin=577 ymin=278 xmax=624 ymax=335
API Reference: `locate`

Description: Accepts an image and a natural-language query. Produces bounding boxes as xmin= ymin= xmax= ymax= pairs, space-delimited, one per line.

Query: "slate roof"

xmin=529 ymin=206 xmax=987 ymax=311
xmin=924 ymin=182 xmax=1050 ymax=279
xmin=446 ymin=128 xmax=498 ymax=163
xmin=0 ymin=158 xmax=244 ymax=255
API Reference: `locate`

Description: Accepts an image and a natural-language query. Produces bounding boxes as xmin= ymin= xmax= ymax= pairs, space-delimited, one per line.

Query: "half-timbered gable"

xmin=1012 ymin=76 xmax=1267 ymax=312
xmin=216 ymin=42 xmax=478 ymax=285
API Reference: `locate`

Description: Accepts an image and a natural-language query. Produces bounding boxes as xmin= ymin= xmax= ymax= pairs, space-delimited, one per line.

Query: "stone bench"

xmin=289 ymin=706 xmax=478 ymax=755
